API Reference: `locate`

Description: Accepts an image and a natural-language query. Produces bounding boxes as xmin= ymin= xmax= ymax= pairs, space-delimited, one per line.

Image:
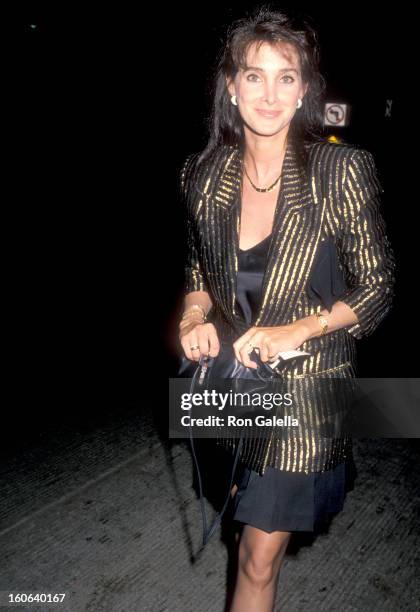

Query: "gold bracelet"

xmin=179 ymin=315 xmax=205 ymax=329
xmin=181 ymin=304 xmax=207 ymax=322
xmin=315 ymin=310 xmax=328 ymax=336
xmin=179 ymin=311 xmax=206 ymax=329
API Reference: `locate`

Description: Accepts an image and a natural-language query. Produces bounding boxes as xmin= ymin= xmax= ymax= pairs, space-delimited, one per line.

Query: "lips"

xmin=256 ymin=109 xmax=282 ymax=118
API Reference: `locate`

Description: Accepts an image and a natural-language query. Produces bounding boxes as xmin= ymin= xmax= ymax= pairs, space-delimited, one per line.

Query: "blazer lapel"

xmin=209 ymin=139 xmax=326 ymax=332
xmin=255 ymin=141 xmax=326 ymax=327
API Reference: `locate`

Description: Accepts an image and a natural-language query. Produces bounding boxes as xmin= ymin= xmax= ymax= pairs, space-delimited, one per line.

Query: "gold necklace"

xmin=243 ymin=161 xmax=283 ymax=193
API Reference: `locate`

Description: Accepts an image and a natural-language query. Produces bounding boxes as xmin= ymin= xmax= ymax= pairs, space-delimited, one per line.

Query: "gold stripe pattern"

xmin=180 ymin=139 xmax=396 ymax=474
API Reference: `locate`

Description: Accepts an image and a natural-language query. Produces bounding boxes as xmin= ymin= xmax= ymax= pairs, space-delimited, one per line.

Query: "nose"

xmin=262 ymin=80 xmax=278 ymax=105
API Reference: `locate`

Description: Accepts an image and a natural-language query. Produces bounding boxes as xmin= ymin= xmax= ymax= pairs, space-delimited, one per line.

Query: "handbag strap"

xmin=188 ymin=354 xmax=244 ymax=559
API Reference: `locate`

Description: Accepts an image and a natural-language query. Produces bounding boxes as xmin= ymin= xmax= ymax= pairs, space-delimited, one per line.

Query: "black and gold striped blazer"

xmin=179 ymin=138 xmax=396 ymax=473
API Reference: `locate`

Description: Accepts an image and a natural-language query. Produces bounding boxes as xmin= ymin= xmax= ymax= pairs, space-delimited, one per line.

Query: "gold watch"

xmin=315 ymin=310 xmax=328 ymax=336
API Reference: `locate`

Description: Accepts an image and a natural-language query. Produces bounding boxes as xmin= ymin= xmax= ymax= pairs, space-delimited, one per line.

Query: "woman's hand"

xmin=179 ymin=321 xmax=221 ymax=361
xmin=233 ymin=322 xmax=309 ymax=369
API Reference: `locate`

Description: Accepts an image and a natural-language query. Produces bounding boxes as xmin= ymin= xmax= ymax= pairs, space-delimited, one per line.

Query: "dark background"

xmin=13 ymin=4 xmax=416 ymax=435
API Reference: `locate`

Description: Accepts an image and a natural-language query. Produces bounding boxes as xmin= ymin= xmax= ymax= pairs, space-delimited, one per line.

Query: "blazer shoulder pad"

xmin=179 ymin=150 xmax=200 ymax=196
xmin=181 ymin=144 xmax=235 ymax=199
xmin=307 ymin=138 xmax=357 ymax=158
xmin=306 ymin=140 xmax=378 ymax=175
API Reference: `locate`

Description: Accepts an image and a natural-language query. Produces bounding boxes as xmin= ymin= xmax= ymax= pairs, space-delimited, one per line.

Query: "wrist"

xmin=298 ymin=310 xmax=329 ymax=341
xmin=292 ymin=319 xmax=313 ymax=344
xmin=182 ymin=304 xmax=207 ymax=321
xmin=179 ymin=319 xmax=204 ymax=337
xmin=179 ymin=314 xmax=205 ymax=330
xmin=179 ymin=304 xmax=207 ymax=330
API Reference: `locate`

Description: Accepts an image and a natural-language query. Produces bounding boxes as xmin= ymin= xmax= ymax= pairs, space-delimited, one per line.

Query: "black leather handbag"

xmin=177 ymin=342 xmax=283 ymax=554
xmin=178 ymin=340 xmax=279 ymax=394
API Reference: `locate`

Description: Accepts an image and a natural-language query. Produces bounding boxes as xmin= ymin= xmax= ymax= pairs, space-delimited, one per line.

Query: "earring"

xmin=296 ymin=98 xmax=302 ymax=109
xmin=231 ymin=95 xmax=237 ymax=106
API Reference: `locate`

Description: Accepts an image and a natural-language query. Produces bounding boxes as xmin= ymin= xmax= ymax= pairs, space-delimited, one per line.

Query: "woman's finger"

xmin=259 ymin=338 xmax=272 ymax=363
xmin=180 ymin=327 xmax=200 ymax=361
xmin=195 ymin=324 xmax=211 ymax=357
xmin=233 ymin=329 xmax=254 ymax=362
xmin=238 ymin=338 xmax=258 ymax=369
xmin=207 ymin=326 xmax=221 ymax=357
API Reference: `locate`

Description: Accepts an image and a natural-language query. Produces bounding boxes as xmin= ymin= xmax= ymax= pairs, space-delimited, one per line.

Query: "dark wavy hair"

xmin=195 ymin=4 xmax=327 ymax=170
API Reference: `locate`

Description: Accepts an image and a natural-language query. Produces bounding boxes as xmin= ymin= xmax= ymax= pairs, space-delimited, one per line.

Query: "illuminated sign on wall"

xmin=324 ymin=103 xmax=350 ymax=127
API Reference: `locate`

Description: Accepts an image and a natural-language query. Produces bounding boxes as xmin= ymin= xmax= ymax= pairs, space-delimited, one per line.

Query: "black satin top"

xmin=235 ymin=234 xmax=347 ymax=326
xmin=236 ymin=234 xmax=272 ymax=326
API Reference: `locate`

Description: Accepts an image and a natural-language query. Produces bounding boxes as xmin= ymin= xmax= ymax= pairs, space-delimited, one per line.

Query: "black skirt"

xmin=231 ymin=456 xmax=357 ymax=533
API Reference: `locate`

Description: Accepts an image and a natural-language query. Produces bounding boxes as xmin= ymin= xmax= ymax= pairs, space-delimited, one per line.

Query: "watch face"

xmin=316 ymin=313 xmax=328 ymax=334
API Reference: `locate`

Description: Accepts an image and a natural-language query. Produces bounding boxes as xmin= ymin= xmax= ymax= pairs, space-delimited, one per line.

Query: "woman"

xmin=178 ymin=6 xmax=395 ymax=611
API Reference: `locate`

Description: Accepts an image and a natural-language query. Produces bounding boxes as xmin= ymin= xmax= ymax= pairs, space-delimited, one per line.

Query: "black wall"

xmin=15 ymin=5 xmax=415 ymax=430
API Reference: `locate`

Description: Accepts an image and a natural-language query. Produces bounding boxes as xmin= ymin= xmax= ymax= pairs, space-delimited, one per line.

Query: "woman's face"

xmin=226 ymin=41 xmax=308 ymax=138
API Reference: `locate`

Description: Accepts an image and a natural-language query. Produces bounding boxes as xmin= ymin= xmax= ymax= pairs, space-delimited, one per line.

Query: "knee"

xmin=238 ymin=549 xmax=277 ymax=590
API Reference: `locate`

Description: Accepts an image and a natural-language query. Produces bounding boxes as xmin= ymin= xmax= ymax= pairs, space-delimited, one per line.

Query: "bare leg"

xmin=229 ymin=524 xmax=291 ymax=612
